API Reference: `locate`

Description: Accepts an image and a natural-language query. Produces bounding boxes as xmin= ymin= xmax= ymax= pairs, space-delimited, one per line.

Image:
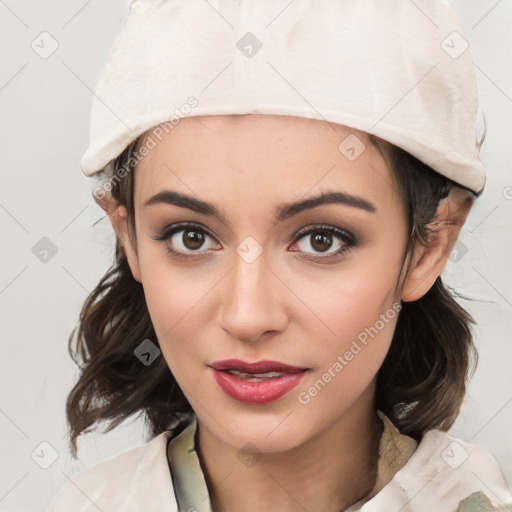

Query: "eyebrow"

xmin=143 ymin=189 xmax=376 ymax=223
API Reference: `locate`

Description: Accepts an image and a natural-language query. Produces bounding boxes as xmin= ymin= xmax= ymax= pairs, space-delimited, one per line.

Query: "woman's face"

xmin=129 ymin=114 xmax=409 ymax=452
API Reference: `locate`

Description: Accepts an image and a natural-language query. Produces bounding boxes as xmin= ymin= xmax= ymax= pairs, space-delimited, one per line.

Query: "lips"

xmin=209 ymin=359 xmax=307 ymax=374
xmin=208 ymin=359 xmax=309 ymax=404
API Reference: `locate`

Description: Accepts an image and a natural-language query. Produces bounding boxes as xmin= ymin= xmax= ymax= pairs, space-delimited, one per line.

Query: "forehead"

xmin=141 ymin=114 xmax=377 ymax=150
xmin=133 ymin=114 xmax=398 ymax=213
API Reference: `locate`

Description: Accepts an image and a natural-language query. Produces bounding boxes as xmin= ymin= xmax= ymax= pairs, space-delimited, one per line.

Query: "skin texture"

xmin=104 ymin=114 xmax=472 ymax=512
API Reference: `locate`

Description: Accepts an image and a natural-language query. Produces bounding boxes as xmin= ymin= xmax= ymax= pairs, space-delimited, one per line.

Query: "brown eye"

xmin=153 ymin=222 xmax=220 ymax=260
xmin=182 ymin=229 xmax=206 ymax=250
xmin=292 ymin=225 xmax=356 ymax=260
xmin=309 ymin=231 xmax=334 ymax=253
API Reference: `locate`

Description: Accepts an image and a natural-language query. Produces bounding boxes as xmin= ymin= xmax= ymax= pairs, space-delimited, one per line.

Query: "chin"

xmin=194 ymin=401 xmax=321 ymax=453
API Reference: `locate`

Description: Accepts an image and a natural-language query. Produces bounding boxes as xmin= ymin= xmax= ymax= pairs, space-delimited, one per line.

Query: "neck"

xmin=195 ymin=394 xmax=382 ymax=512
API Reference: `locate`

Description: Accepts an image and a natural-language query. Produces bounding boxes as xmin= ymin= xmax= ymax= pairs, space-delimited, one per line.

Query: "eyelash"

xmin=153 ymin=222 xmax=357 ymax=262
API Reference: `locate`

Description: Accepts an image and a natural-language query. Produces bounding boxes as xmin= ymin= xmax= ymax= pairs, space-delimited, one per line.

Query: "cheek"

xmin=289 ymin=235 xmax=403 ymax=343
xmin=287 ymin=234 xmax=404 ymax=398
xmin=137 ymin=251 xmax=218 ymax=376
xmin=291 ymin=275 xmax=401 ymax=430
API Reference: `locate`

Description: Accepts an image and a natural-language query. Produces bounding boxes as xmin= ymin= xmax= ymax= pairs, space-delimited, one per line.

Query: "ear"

xmin=97 ymin=192 xmax=142 ymax=283
xmin=401 ymin=188 xmax=474 ymax=302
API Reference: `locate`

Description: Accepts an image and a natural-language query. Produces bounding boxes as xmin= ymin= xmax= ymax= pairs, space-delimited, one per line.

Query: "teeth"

xmin=227 ymin=370 xmax=287 ymax=378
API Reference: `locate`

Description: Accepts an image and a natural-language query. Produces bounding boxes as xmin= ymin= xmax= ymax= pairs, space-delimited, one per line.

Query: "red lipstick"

xmin=208 ymin=359 xmax=308 ymax=404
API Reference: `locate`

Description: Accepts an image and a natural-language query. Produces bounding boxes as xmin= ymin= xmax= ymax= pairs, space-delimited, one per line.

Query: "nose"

xmin=217 ymin=248 xmax=289 ymax=344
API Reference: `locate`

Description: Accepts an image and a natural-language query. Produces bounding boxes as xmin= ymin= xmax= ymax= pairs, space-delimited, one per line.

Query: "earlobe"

xmin=106 ymin=203 xmax=142 ymax=284
xmin=401 ymin=190 xmax=474 ymax=302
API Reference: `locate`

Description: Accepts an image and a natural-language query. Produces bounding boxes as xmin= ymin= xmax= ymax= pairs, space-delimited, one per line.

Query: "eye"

xmin=153 ymin=222 xmax=220 ymax=260
xmin=153 ymin=222 xmax=357 ymax=262
xmin=291 ymin=224 xmax=356 ymax=259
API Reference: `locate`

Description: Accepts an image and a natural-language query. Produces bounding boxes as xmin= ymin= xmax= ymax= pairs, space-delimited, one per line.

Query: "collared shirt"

xmin=46 ymin=412 xmax=512 ymax=512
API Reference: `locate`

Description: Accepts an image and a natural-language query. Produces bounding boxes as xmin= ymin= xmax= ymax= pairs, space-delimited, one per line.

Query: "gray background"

xmin=0 ymin=1 xmax=511 ymax=510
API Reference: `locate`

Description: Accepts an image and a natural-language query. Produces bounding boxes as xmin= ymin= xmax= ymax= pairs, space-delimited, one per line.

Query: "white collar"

xmin=47 ymin=426 xmax=512 ymax=511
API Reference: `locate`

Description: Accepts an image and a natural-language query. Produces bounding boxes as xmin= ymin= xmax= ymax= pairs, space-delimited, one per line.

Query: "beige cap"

xmin=82 ymin=0 xmax=486 ymax=194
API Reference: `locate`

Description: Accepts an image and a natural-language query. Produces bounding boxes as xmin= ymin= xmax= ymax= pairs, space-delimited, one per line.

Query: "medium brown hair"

xmin=65 ymin=132 xmax=478 ymax=457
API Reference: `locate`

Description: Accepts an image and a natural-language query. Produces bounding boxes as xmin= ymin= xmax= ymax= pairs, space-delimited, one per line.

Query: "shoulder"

xmin=365 ymin=430 xmax=512 ymax=511
xmin=44 ymin=431 xmax=178 ymax=512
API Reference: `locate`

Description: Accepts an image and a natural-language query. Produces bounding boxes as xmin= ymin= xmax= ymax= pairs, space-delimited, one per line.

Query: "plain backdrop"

xmin=0 ymin=1 xmax=511 ymax=511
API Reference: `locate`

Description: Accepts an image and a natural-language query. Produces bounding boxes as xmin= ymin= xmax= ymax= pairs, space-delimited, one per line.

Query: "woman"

xmin=46 ymin=1 xmax=512 ymax=511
